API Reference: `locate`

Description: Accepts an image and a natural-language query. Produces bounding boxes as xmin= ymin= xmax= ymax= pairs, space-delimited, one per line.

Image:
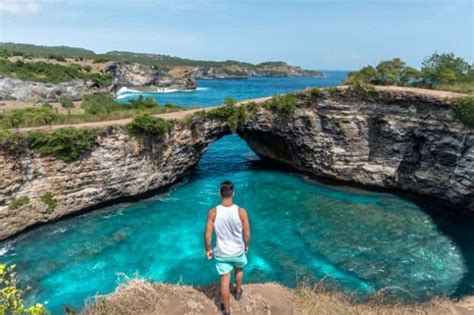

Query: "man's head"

xmin=220 ymin=180 xmax=234 ymax=198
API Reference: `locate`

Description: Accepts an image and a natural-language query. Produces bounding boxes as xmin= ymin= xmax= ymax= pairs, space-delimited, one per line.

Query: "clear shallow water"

xmin=116 ymin=71 xmax=348 ymax=107
xmin=0 ymin=136 xmax=473 ymax=314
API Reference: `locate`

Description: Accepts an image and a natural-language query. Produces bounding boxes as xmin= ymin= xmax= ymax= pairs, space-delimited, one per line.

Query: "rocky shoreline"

xmin=0 ymin=58 xmax=323 ymax=102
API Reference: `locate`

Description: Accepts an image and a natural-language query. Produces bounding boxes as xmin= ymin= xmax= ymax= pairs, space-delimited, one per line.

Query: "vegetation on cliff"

xmin=184 ymin=97 xmax=259 ymax=132
xmin=26 ymin=128 xmax=99 ymax=162
xmin=127 ymin=113 xmax=174 ymax=137
xmin=0 ymin=264 xmax=48 ymax=315
xmin=0 ymin=42 xmax=320 ymax=77
xmin=0 ymin=128 xmax=99 ymax=162
xmin=0 ymin=96 xmax=181 ymax=129
xmin=345 ymin=52 xmax=474 ymax=93
xmin=453 ymin=94 xmax=474 ymax=128
xmin=0 ymin=59 xmax=113 ymax=85
xmin=7 ymin=196 xmax=30 ymax=211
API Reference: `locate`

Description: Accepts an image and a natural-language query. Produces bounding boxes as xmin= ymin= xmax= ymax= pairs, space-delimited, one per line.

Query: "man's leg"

xmin=234 ymin=267 xmax=243 ymax=293
xmin=220 ymin=272 xmax=231 ymax=313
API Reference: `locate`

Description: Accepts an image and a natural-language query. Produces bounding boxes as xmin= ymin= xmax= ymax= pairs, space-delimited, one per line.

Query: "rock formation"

xmin=0 ymin=120 xmax=227 ymax=239
xmin=238 ymin=87 xmax=473 ymax=212
xmin=105 ymin=63 xmax=196 ymax=92
xmin=0 ymin=87 xmax=472 ymax=240
xmin=0 ymin=76 xmax=110 ymax=102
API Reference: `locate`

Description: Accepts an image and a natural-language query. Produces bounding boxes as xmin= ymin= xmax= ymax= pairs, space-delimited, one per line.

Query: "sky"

xmin=0 ymin=0 xmax=472 ymax=70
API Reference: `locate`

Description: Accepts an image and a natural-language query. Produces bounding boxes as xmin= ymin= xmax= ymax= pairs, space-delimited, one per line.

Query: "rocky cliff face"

xmin=105 ymin=63 xmax=196 ymax=92
xmin=0 ymin=120 xmax=227 ymax=239
xmin=0 ymin=77 xmax=110 ymax=102
xmin=0 ymin=87 xmax=471 ymax=240
xmin=238 ymin=88 xmax=473 ymax=212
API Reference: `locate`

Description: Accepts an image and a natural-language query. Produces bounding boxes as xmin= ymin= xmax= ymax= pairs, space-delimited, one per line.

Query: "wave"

xmin=0 ymin=244 xmax=12 ymax=256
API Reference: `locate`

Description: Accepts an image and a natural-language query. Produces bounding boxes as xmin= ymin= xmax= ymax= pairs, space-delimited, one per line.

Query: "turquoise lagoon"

xmin=1 ymin=74 xmax=473 ymax=314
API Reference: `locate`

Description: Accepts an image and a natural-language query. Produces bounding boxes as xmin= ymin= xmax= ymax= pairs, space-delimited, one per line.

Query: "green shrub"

xmin=0 ymin=129 xmax=23 ymax=149
xmin=0 ymin=59 xmax=113 ymax=85
xmin=0 ymin=264 xmax=48 ymax=315
xmin=127 ymin=96 xmax=158 ymax=110
xmin=41 ymin=192 xmax=57 ymax=211
xmin=48 ymin=54 xmax=66 ymax=62
xmin=26 ymin=128 xmax=98 ymax=162
xmin=308 ymin=88 xmax=323 ymax=101
xmin=0 ymin=107 xmax=59 ymax=128
xmin=83 ymin=65 xmax=92 ymax=72
xmin=8 ymin=196 xmax=30 ymax=210
xmin=59 ymin=96 xmax=74 ymax=109
xmin=127 ymin=113 xmax=174 ymax=137
xmin=346 ymin=80 xmax=376 ymax=100
xmin=264 ymin=94 xmax=298 ymax=114
xmin=453 ymin=95 xmax=474 ymax=128
xmin=81 ymin=94 xmax=121 ymax=115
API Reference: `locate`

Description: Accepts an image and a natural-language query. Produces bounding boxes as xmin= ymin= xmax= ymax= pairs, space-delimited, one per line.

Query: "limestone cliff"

xmin=237 ymin=87 xmax=473 ymax=212
xmin=0 ymin=120 xmax=227 ymax=240
xmin=105 ymin=63 xmax=196 ymax=92
xmin=0 ymin=87 xmax=472 ymax=240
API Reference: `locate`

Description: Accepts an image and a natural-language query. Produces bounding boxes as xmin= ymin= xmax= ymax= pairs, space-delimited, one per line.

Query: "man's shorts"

xmin=214 ymin=253 xmax=248 ymax=275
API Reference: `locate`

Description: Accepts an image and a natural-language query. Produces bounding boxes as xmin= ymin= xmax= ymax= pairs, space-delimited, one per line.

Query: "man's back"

xmin=213 ymin=204 xmax=245 ymax=257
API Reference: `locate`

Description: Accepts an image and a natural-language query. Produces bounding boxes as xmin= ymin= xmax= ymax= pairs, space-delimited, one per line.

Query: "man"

xmin=204 ymin=180 xmax=251 ymax=315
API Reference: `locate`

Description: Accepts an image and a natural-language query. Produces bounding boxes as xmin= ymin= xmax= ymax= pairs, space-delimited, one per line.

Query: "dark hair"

xmin=220 ymin=180 xmax=234 ymax=198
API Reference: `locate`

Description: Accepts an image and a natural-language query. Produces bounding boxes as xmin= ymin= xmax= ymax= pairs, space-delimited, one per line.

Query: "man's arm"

xmin=204 ymin=208 xmax=216 ymax=259
xmin=239 ymin=208 xmax=251 ymax=251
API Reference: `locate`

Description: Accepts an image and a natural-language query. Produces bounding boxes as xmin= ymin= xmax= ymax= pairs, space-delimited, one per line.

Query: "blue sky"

xmin=0 ymin=0 xmax=472 ymax=70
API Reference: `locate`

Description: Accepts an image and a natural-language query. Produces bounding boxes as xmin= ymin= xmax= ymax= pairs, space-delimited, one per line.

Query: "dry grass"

xmin=294 ymin=284 xmax=465 ymax=315
xmin=81 ymin=279 xmax=473 ymax=315
xmin=82 ymin=280 xmax=166 ymax=315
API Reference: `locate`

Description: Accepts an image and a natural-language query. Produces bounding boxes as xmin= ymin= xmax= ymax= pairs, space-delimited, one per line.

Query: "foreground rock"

xmin=0 ymin=121 xmax=227 ymax=239
xmin=238 ymin=87 xmax=474 ymax=212
xmin=81 ymin=279 xmax=473 ymax=315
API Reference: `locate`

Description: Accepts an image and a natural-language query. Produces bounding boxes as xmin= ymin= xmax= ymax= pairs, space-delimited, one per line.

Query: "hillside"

xmin=0 ymin=42 xmax=323 ymax=77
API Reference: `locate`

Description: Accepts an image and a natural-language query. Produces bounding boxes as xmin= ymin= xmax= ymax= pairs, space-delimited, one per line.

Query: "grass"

xmin=26 ymin=128 xmax=99 ymax=162
xmin=263 ymin=94 xmax=299 ymax=114
xmin=438 ymin=82 xmax=474 ymax=94
xmin=294 ymin=284 xmax=460 ymax=315
xmin=0 ymin=95 xmax=182 ymax=129
xmin=8 ymin=196 xmax=30 ymax=210
xmin=127 ymin=113 xmax=174 ymax=137
xmin=82 ymin=279 xmax=468 ymax=315
xmin=453 ymin=94 xmax=474 ymax=128
xmin=182 ymin=97 xmax=259 ymax=132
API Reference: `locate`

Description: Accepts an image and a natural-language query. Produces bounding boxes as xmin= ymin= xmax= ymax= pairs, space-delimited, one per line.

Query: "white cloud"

xmin=0 ymin=0 xmax=40 ymax=15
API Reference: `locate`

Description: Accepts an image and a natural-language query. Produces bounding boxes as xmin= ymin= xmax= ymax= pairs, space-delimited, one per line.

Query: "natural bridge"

xmin=0 ymin=86 xmax=472 ymax=239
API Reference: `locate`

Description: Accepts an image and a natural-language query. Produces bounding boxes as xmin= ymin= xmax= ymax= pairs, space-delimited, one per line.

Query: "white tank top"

xmin=213 ymin=204 xmax=245 ymax=257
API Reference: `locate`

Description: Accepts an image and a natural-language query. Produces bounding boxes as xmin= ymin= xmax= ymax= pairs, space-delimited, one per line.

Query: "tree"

xmin=399 ymin=66 xmax=421 ymax=85
xmin=374 ymin=58 xmax=406 ymax=85
xmin=421 ymin=53 xmax=471 ymax=87
xmin=59 ymin=96 xmax=74 ymax=109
